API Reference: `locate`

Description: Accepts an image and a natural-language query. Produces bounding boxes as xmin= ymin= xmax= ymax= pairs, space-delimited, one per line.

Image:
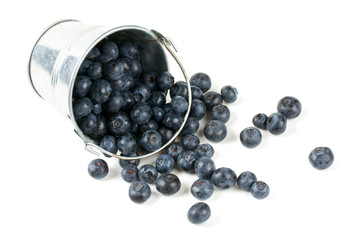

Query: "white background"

xmin=1 ymin=0 xmax=359 ymax=239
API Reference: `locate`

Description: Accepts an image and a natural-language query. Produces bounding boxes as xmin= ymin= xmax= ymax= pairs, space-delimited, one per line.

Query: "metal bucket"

xmin=28 ymin=19 xmax=191 ymax=160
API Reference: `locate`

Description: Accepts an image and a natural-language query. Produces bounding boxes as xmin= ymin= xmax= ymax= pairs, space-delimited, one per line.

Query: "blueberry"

xmin=103 ymin=91 xmax=125 ymax=113
xmin=252 ymin=113 xmax=268 ymax=130
xmin=191 ymin=86 xmax=203 ymax=100
xmin=138 ymin=164 xmax=158 ymax=183
xmin=139 ymin=119 xmax=158 ymax=133
xmin=180 ymin=117 xmax=199 ymax=136
xmin=182 ymin=134 xmax=200 ymax=151
xmin=117 ymin=133 xmax=137 ymax=156
xmin=79 ymin=113 xmax=97 ymax=135
xmin=170 ymin=95 xmax=189 ymax=114
xmin=309 ymin=147 xmax=334 ymax=170
xmin=158 ymin=126 xmax=174 ymax=144
xmin=190 ymin=72 xmax=211 ymax=93
xmin=73 ymin=97 xmax=93 ymax=119
xmin=121 ymin=165 xmax=138 ymax=183
xmin=129 ymin=59 xmax=142 ymax=78
xmin=142 ymin=72 xmax=158 ymax=91
xmin=149 ymin=91 xmax=166 ymax=107
xmin=90 ymin=114 xmax=107 ymax=140
xmin=119 ymin=158 xmax=140 ymax=168
xmin=73 ymin=75 xmax=92 ymax=98
xmin=103 ymin=60 xmax=124 ymax=81
xmin=177 ymin=151 xmax=198 ymax=172
xmin=211 ymin=167 xmax=237 ymax=189
xmin=87 ymin=61 xmax=103 ymax=79
xmin=162 ymin=103 xmax=173 ymax=113
xmin=166 ymin=142 xmax=185 ymax=160
xmin=266 ymin=112 xmax=287 ymax=135
xmin=277 ymin=96 xmax=302 ymax=119
xmin=88 ymin=159 xmax=109 ymax=179
xmin=221 ymin=85 xmax=238 ymax=103
xmin=119 ymin=90 xmax=135 ymax=111
xmin=78 ymin=60 xmax=93 ymax=75
xmin=110 ymin=75 xmax=135 ymax=92
xmin=116 ymin=58 xmax=136 ymax=78
xmin=170 ymin=81 xmax=188 ymax=99
xmin=86 ymin=47 xmax=100 ymax=60
xmin=155 ymin=173 xmax=181 ymax=195
xmin=187 ymin=202 xmax=211 ymax=224
xmin=97 ymin=40 xmax=119 ymax=63
xmin=106 ymin=111 xmax=132 ymax=136
xmin=204 ymin=120 xmax=227 ymax=142
xmin=201 ymin=91 xmax=223 ymax=111
xmin=210 ymin=104 xmax=230 ymax=123
xmin=100 ymin=135 xmax=118 ymax=156
xmin=240 ymin=127 xmax=262 ymax=148
xmin=129 ymin=181 xmax=151 ymax=203
xmin=156 ymin=154 xmax=175 ymax=174
xmin=132 ymin=83 xmax=151 ymax=103
xmin=89 ymin=79 xmax=112 ymax=104
xmin=196 ymin=144 xmax=214 ymax=159
xmin=130 ymin=102 xmax=152 ymax=125
xmin=191 ymin=179 xmax=214 ymax=200
xmin=250 ymin=181 xmax=270 ymax=199
xmin=138 ymin=130 xmax=162 ymax=152
xmin=237 ymin=171 xmax=257 ymax=191
xmin=152 ymin=106 xmax=165 ymax=122
xmin=157 ymin=72 xmax=175 ymax=91
xmin=162 ymin=112 xmax=184 ymax=130
xmin=118 ymin=41 xmax=139 ymax=60
xmin=194 ymin=157 xmax=216 ymax=179
xmin=92 ymin=103 xmax=102 ymax=115
xmin=190 ymin=99 xmax=206 ymax=120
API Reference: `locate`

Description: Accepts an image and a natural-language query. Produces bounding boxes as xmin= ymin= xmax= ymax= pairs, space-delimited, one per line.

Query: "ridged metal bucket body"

xmin=28 ymin=20 xmax=191 ymax=159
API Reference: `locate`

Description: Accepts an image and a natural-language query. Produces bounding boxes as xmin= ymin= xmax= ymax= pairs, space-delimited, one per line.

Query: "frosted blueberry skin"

xmin=157 ymin=72 xmax=175 ymax=91
xmin=210 ymin=104 xmax=231 ymax=123
xmin=88 ymin=159 xmax=109 ymax=180
xmin=155 ymin=173 xmax=181 ymax=195
xmin=201 ymin=91 xmax=223 ymax=111
xmin=277 ymin=96 xmax=302 ymax=119
xmin=180 ymin=117 xmax=199 ymax=136
xmin=237 ymin=171 xmax=257 ymax=191
xmin=191 ymin=86 xmax=203 ymax=100
xmin=196 ymin=144 xmax=214 ymax=159
xmin=220 ymin=85 xmax=238 ymax=103
xmin=86 ymin=47 xmax=101 ymax=60
xmin=170 ymin=95 xmax=189 ymax=114
xmin=177 ymin=151 xmax=198 ymax=172
xmin=211 ymin=167 xmax=237 ymax=190
xmin=149 ymin=91 xmax=166 ymax=107
xmin=110 ymin=75 xmax=134 ymax=92
xmin=182 ymin=134 xmax=200 ymax=151
xmin=117 ymin=133 xmax=137 ymax=156
xmin=204 ymin=120 xmax=227 ymax=142
xmin=103 ymin=60 xmax=124 ymax=81
xmin=78 ymin=60 xmax=93 ymax=75
xmin=92 ymin=103 xmax=102 ymax=115
xmin=195 ymin=157 xmax=216 ymax=179
xmin=119 ymin=90 xmax=136 ymax=112
xmin=87 ymin=61 xmax=103 ymax=79
xmin=130 ymin=102 xmax=152 ymax=125
xmin=138 ymin=130 xmax=162 ymax=152
xmin=240 ymin=127 xmax=262 ymax=148
xmin=121 ymin=165 xmax=139 ymax=183
xmin=252 ymin=113 xmax=268 ymax=130
xmin=158 ymin=126 xmax=174 ymax=144
xmin=166 ymin=142 xmax=185 ymax=160
xmin=73 ymin=97 xmax=93 ymax=119
xmin=100 ymin=40 xmax=119 ymax=61
xmin=100 ymin=135 xmax=118 ymax=156
xmin=79 ymin=113 xmax=98 ymax=135
xmin=73 ymin=75 xmax=92 ymax=98
xmin=119 ymin=158 xmax=140 ymax=168
xmin=138 ymin=164 xmax=158 ymax=184
xmin=106 ymin=111 xmax=132 ymax=136
xmin=132 ymin=83 xmax=151 ymax=103
xmin=170 ymin=81 xmax=188 ymax=99
xmin=103 ymin=91 xmax=125 ymax=113
xmin=190 ymin=72 xmax=212 ymax=93
xmin=187 ymin=202 xmax=211 ymax=224
xmin=190 ymin=99 xmax=207 ymax=120
xmin=142 ymin=72 xmax=158 ymax=91
xmin=266 ymin=112 xmax=287 ymax=135
xmin=156 ymin=154 xmax=175 ymax=174
xmin=162 ymin=112 xmax=184 ymax=130
xmin=309 ymin=147 xmax=334 ymax=170
xmin=250 ymin=181 xmax=270 ymax=199
xmin=139 ymin=119 xmax=158 ymax=133
xmin=118 ymin=41 xmax=139 ymax=60
xmin=191 ymin=179 xmax=214 ymax=200
xmin=88 ymin=79 xmax=112 ymax=104
xmin=90 ymin=114 xmax=107 ymax=140
xmin=152 ymin=106 xmax=165 ymax=123
xmin=128 ymin=181 xmax=151 ymax=204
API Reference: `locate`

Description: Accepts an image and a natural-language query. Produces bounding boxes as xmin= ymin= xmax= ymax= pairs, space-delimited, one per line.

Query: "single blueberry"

xmin=152 ymin=106 xmax=165 ymax=122
xmin=252 ymin=113 xmax=268 ymax=130
xmin=191 ymin=86 xmax=203 ymax=100
xmin=129 ymin=181 xmax=151 ymax=203
xmin=221 ymin=85 xmax=238 ymax=103
xmin=149 ymin=91 xmax=166 ymax=107
xmin=237 ymin=171 xmax=257 ymax=191
xmin=170 ymin=95 xmax=189 ymax=114
xmin=210 ymin=104 xmax=231 ymax=123
xmin=155 ymin=173 xmax=181 ymax=195
xmin=110 ymin=75 xmax=135 ymax=92
xmin=156 ymin=154 xmax=175 ymax=174
xmin=73 ymin=75 xmax=92 ymax=98
xmin=250 ymin=181 xmax=270 ymax=199
xmin=119 ymin=90 xmax=135 ymax=111
xmin=103 ymin=91 xmax=125 ymax=113
xmin=267 ymin=112 xmax=287 ymax=135
xmin=211 ymin=167 xmax=237 ymax=190
xmin=92 ymin=103 xmax=102 ymax=115
xmin=191 ymin=179 xmax=214 ymax=200
xmin=187 ymin=202 xmax=211 ymax=224
xmin=117 ymin=133 xmax=137 ymax=156
xmin=86 ymin=61 xmax=103 ymax=79
xmin=129 ymin=59 xmax=142 ymax=78
xmin=90 ymin=114 xmax=107 ymax=140
xmin=119 ymin=158 xmax=140 ymax=168
xmin=190 ymin=72 xmax=211 ymax=93
xmin=158 ymin=126 xmax=175 ymax=144
xmin=118 ymin=41 xmax=139 ymax=60
xmin=201 ymin=91 xmax=223 ymax=111
xmin=79 ymin=113 xmax=97 ymax=135
xmin=78 ymin=60 xmax=93 ymax=75
xmin=106 ymin=111 xmax=132 ymax=136
xmin=157 ymin=72 xmax=175 ymax=91
xmin=121 ymin=165 xmax=138 ymax=183
xmin=142 ymin=72 xmax=158 ymax=91
xmin=180 ymin=117 xmax=199 ymax=136
xmin=138 ymin=130 xmax=162 ymax=152
xmin=89 ymin=79 xmax=112 ymax=104
xmin=117 ymin=58 xmax=139 ymax=78
xmin=100 ymin=135 xmax=118 ymax=156
xmin=182 ymin=134 xmax=200 ymax=151
xmin=73 ymin=97 xmax=93 ymax=119
xmin=162 ymin=103 xmax=173 ymax=113
xmin=103 ymin=60 xmax=124 ymax=81
xmin=190 ymin=99 xmax=206 ymax=120
xmin=170 ymin=81 xmax=188 ymax=99
xmin=277 ymin=96 xmax=302 ymax=119
xmin=166 ymin=142 xmax=185 ymax=160
xmin=196 ymin=144 xmax=215 ymax=159
xmin=97 ymin=40 xmax=119 ymax=63
xmin=309 ymin=147 xmax=334 ymax=170
xmin=138 ymin=164 xmax=158 ymax=183
xmin=177 ymin=151 xmax=198 ymax=172
xmin=86 ymin=47 xmax=100 ymax=60
xmin=132 ymin=83 xmax=151 ymax=103
xmin=162 ymin=112 xmax=184 ymax=129
xmin=139 ymin=119 xmax=158 ymax=133
xmin=204 ymin=120 xmax=227 ymax=142
xmin=240 ymin=127 xmax=262 ymax=148
xmin=194 ymin=157 xmax=216 ymax=179
xmin=88 ymin=159 xmax=109 ymax=179
xmin=130 ymin=102 xmax=152 ymax=125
